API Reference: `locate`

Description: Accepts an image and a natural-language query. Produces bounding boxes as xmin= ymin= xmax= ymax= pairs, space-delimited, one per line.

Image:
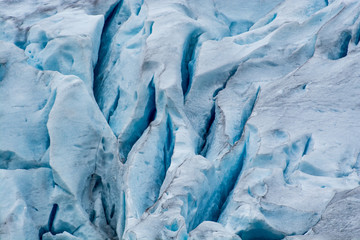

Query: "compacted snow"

xmin=1 ymin=0 xmax=360 ymax=239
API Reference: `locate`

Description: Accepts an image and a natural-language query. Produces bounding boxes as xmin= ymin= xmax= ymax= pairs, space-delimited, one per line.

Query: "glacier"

xmin=1 ymin=0 xmax=360 ymax=239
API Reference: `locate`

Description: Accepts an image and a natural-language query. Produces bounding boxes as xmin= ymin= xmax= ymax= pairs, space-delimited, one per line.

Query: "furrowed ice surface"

xmin=1 ymin=0 xmax=360 ymax=239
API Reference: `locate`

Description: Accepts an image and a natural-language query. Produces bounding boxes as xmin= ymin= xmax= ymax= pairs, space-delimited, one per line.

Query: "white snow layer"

xmin=1 ymin=0 xmax=360 ymax=239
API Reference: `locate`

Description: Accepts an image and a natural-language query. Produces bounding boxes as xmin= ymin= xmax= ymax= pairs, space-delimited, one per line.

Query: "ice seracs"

xmin=1 ymin=0 xmax=360 ymax=239
xmin=25 ymin=9 xmax=104 ymax=91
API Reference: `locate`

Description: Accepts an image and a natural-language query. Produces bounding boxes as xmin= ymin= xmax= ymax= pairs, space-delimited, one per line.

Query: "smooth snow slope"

xmin=1 ymin=0 xmax=360 ymax=239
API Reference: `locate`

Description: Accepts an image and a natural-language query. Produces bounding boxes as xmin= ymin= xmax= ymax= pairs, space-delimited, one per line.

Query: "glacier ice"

xmin=1 ymin=0 xmax=360 ymax=239
xmin=25 ymin=9 xmax=104 ymax=91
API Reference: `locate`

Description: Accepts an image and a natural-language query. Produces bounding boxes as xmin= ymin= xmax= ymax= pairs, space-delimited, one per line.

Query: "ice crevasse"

xmin=1 ymin=0 xmax=360 ymax=239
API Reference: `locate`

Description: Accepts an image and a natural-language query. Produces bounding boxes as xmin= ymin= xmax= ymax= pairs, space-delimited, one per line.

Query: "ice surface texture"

xmin=1 ymin=0 xmax=360 ymax=239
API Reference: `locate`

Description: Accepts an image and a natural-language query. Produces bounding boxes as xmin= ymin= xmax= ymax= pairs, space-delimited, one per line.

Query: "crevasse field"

xmin=1 ymin=0 xmax=360 ymax=239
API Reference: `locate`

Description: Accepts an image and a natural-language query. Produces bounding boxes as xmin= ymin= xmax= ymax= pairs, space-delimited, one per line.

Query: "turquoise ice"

xmin=1 ymin=0 xmax=360 ymax=239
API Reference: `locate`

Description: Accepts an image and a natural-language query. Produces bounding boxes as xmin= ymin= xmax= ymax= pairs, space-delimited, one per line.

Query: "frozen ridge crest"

xmin=1 ymin=0 xmax=360 ymax=239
